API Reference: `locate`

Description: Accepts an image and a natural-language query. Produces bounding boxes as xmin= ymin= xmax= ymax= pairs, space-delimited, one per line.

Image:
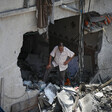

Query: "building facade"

xmin=0 ymin=0 xmax=112 ymax=111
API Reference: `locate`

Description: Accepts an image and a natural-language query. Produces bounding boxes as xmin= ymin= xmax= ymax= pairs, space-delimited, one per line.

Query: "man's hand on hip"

xmin=46 ymin=64 xmax=51 ymax=69
xmin=63 ymin=60 xmax=69 ymax=65
xmin=63 ymin=56 xmax=74 ymax=65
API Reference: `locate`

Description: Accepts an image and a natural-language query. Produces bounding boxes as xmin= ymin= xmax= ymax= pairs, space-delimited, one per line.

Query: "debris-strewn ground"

xmin=24 ymin=79 xmax=112 ymax=112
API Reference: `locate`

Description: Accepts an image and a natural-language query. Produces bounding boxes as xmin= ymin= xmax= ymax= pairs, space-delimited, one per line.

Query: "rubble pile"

xmin=78 ymin=85 xmax=112 ymax=112
xmin=23 ymin=79 xmax=112 ymax=112
xmin=94 ymin=86 xmax=112 ymax=112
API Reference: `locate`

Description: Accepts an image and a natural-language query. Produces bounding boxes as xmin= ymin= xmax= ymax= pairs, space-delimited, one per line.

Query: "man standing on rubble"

xmin=44 ymin=42 xmax=75 ymax=85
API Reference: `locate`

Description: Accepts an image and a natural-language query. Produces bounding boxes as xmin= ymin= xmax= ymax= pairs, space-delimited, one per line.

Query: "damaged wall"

xmin=0 ymin=1 xmax=80 ymax=111
xmin=97 ymin=26 xmax=112 ymax=81
xmin=0 ymin=12 xmax=37 ymax=112
xmin=84 ymin=0 xmax=112 ymax=81
xmin=0 ymin=0 xmax=112 ymax=111
xmin=18 ymin=32 xmax=49 ymax=81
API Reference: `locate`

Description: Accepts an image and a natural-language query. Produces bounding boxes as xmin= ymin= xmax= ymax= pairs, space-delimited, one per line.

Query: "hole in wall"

xmin=17 ymin=31 xmax=49 ymax=82
xmin=17 ymin=15 xmax=103 ymax=85
xmin=49 ymin=15 xmax=103 ymax=83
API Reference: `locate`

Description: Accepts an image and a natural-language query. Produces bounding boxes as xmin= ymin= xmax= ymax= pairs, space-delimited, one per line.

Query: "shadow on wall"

xmin=17 ymin=31 xmax=49 ymax=82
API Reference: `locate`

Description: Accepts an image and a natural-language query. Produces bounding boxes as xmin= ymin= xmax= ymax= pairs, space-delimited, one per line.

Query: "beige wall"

xmin=0 ymin=0 xmax=36 ymax=12
xmin=0 ymin=11 xmax=37 ymax=112
xmin=85 ymin=0 xmax=112 ymax=14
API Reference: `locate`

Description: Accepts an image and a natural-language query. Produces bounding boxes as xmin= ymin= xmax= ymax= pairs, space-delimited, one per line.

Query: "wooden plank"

xmin=11 ymin=95 xmax=38 ymax=112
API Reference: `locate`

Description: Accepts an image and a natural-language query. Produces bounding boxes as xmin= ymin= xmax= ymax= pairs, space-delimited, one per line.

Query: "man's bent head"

xmin=58 ymin=42 xmax=64 ymax=53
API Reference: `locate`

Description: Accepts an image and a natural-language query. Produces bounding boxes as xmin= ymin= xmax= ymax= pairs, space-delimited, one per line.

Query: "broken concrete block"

xmin=95 ymin=92 xmax=104 ymax=98
xmin=37 ymin=80 xmax=46 ymax=91
xmin=57 ymin=90 xmax=74 ymax=112
xmin=79 ymin=94 xmax=98 ymax=112
xmin=44 ymin=83 xmax=57 ymax=104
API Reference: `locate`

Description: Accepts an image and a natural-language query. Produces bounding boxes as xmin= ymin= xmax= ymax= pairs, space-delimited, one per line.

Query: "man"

xmin=44 ymin=42 xmax=75 ymax=85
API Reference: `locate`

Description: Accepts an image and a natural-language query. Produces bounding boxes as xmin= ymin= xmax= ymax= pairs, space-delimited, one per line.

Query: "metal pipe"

xmin=60 ymin=5 xmax=79 ymax=13
xmin=78 ymin=0 xmax=85 ymax=83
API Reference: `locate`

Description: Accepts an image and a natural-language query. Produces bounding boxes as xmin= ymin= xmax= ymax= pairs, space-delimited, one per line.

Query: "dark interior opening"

xmin=17 ymin=15 xmax=103 ymax=85
xmin=17 ymin=31 xmax=49 ymax=82
xmin=48 ymin=15 xmax=103 ymax=83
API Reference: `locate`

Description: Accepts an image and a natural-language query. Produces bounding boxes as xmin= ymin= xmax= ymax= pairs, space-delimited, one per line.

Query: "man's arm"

xmin=46 ymin=55 xmax=52 ymax=69
xmin=46 ymin=46 xmax=57 ymax=69
xmin=64 ymin=47 xmax=75 ymax=65
xmin=64 ymin=54 xmax=75 ymax=65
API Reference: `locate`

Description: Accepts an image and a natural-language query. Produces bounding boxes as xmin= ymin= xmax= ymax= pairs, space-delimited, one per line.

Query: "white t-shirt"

xmin=50 ymin=46 xmax=74 ymax=71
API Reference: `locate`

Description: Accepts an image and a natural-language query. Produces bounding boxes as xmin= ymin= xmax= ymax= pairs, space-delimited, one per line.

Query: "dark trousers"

xmin=44 ymin=64 xmax=66 ymax=85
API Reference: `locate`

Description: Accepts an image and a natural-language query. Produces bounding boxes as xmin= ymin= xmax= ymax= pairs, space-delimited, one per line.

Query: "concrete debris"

xmin=95 ymin=92 xmax=104 ymax=98
xmin=44 ymin=83 xmax=57 ymax=104
xmin=23 ymin=80 xmax=32 ymax=86
xmin=90 ymin=72 xmax=112 ymax=84
xmin=23 ymin=80 xmax=34 ymax=90
xmin=37 ymin=80 xmax=46 ymax=91
xmin=24 ymin=79 xmax=112 ymax=112
xmin=23 ymin=80 xmax=46 ymax=91
xmin=102 ymin=86 xmax=112 ymax=91
xmin=78 ymin=94 xmax=98 ymax=112
xmin=54 ymin=84 xmax=61 ymax=90
xmin=57 ymin=90 xmax=74 ymax=112
xmin=42 ymin=109 xmax=47 ymax=112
